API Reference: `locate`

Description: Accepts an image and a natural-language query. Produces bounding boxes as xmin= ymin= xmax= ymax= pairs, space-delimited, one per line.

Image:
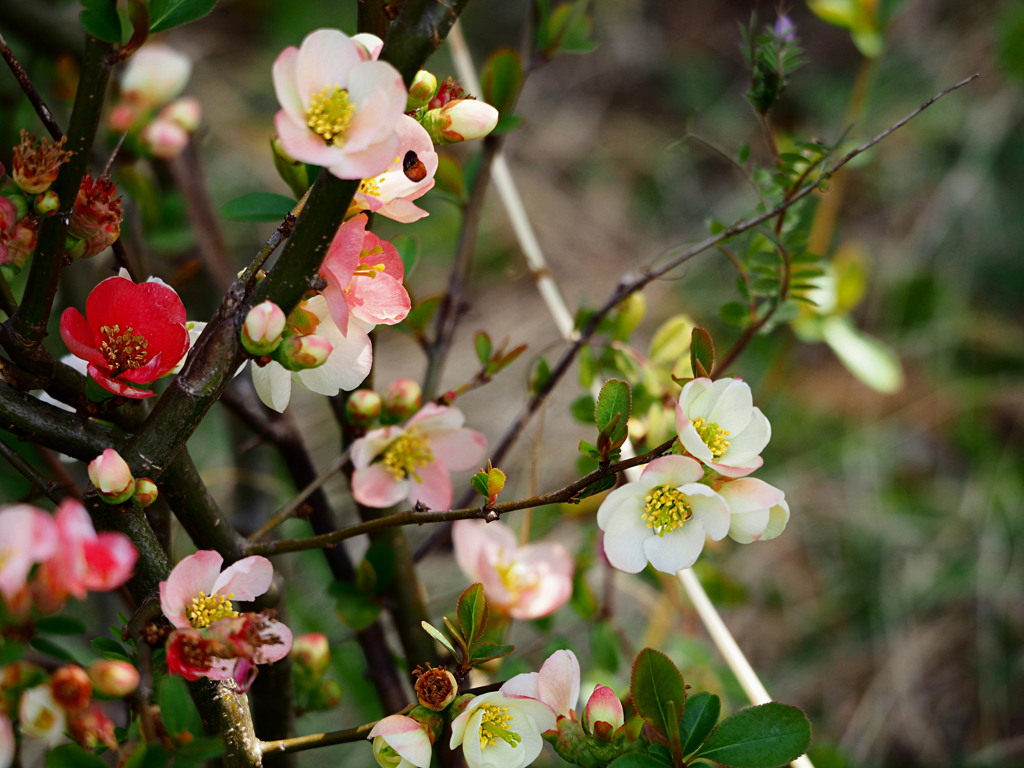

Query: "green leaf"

xmin=468 ymin=641 xmax=514 ymax=663
xmin=680 ymin=692 xmax=721 ymax=756
xmin=218 ymin=192 xmax=295 ymax=222
xmin=330 ymin=583 xmax=382 ymax=631
xmin=594 ymin=378 xmax=631 ymax=450
xmin=720 ymin=302 xmax=750 ymax=328
xmin=693 ymin=702 xmax=811 ymax=767
xmin=529 ymin=356 xmax=552 ymax=395
xmin=0 ymin=640 xmax=25 ymax=666
xmin=80 ymin=0 xmax=127 ymax=42
xmin=176 ymin=736 xmax=226 ymax=761
xmin=46 ymin=744 xmax=108 ymax=768
xmin=148 ymin=0 xmax=218 ymax=33
xmin=480 ymin=47 xmax=523 ymax=115
xmin=122 ymin=742 xmax=171 ymax=768
xmin=574 ymin=474 xmax=615 ymax=500
xmin=457 ymin=583 xmax=488 ymax=645
xmin=821 ymin=316 xmax=904 ymax=394
xmin=690 ymin=327 xmax=715 ymax=379
xmin=631 ymin=648 xmax=686 ymax=743
xmin=571 ymin=394 xmax=595 ymax=424
xmin=474 ymin=332 xmax=493 ymax=366
xmin=546 ymin=2 xmax=597 ymax=55
xmin=157 ymin=675 xmax=202 ymax=738
xmin=29 ymin=636 xmax=80 ymax=663
xmin=35 ymin=616 xmax=87 ymax=635
xmin=471 ymin=471 xmax=490 ymax=498
xmin=400 ymin=295 xmax=441 ymax=337
xmin=420 ymin=621 xmax=458 ymax=657
xmin=92 ymin=636 xmax=131 ymax=661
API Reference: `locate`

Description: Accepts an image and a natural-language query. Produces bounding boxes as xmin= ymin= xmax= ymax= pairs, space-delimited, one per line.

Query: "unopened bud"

xmin=241 ymin=300 xmax=287 ymax=356
xmin=0 ymin=196 xmax=19 ymax=235
xmin=159 ymin=96 xmax=202 ymax=132
xmin=106 ymin=101 xmax=143 ymax=133
xmin=345 ymin=389 xmax=382 ymax=426
xmin=67 ymin=703 xmax=117 ymax=749
xmin=132 ymin=477 xmax=159 ymax=508
xmin=50 ymin=665 xmax=92 ymax=711
xmin=88 ymin=660 xmax=140 ymax=698
xmin=11 ymin=130 xmax=72 ymax=195
xmin=3 ymin=220 xmax=37 ymax=269
xmin=291 ymin=633 xmax=331 ymax=677
xmin=413 ymin=664 xmax=457 ymax=711
xmin=274 ymin=334 xmax=333 ymax=371
xmin=88 ymin=448 xmax=136 ymax=504
xmin=382 ymin=379 xmax=422 ymax=422
xmin=33 ymin=189 xmax=60 ymax=217
xmin=286 ymin=303 xmax=320 ymax=336
xmin=420 ymin=99 xmax=499 ymax=145
xmin=141 ymin=118 xmax=190 ymax=159
xmin=120 ymin=44 xmax=192 ymax=108
xmin=406 ymin=70 xmax=438 ymax=111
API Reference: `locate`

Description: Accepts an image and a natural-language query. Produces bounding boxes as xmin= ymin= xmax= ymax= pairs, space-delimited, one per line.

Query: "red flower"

xmin=60 ymin=276 xmax=189 ymax=398
xmin=67 ymin=173 xmax=122 ymax=259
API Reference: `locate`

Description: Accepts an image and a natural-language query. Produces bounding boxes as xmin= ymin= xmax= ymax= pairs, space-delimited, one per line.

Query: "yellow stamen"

xmin=188 ymin=591 xmax=238 ymax=629
xmin=306 ymin=84 xmax=354 ymax=145
xmin=99 ymin=324 xmax=149 ymax=375
xmin=692 ymin=417 xmax=731 ymax=459
xmin=478 ymin=704 xmax=521 ymax=750
xmin=381 ymin=427 xmax=434 ymax=482
xmin=642 ymin=485 xmax=692 ymax=536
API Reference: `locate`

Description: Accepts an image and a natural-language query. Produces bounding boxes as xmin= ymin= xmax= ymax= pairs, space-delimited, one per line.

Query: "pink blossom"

xmin=0 ymin=505 xmax=58 ymax=603
xmin=320 ymin=214 xmax=410 ymax=335
xmin=272 ymin=29 xmax=407 ymax=179
xmin=120 ymin=44 xmax=192 ymax=108
xmin=716 ymin=477 xmax=790 ymax=543
xmin=453 ymin=520 xmax=573 ymax=620
xmin=159 ymin=550 xmax=273 ymax=629
xmin=368 ymin=714 xmax=433 ymax=768
xmin=501 ymin=649 xmax=580 ymax=721
xmin=581 ymin=685 xmax=624 ymax=739
xmin=351 ymin=403 xmax=486 ymax=510
xmin=350 ymin=116 xmax=438 ymax=223
xmin=34 ymin=500 xmax=137 ymax=611
xmin=0 ymin=715 xmax=13 ymax=768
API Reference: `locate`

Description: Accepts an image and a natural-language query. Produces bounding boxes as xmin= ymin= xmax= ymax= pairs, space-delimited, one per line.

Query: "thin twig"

xmin=0 ymin=31 xmax=63 ymax=139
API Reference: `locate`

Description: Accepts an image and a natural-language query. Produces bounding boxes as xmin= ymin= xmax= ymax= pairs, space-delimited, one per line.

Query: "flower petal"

xmin=643 ymin=523 xmax=706 ymax=573
xmin=352 ymin=463 xmax=409 ymax=509
xmin=160 ymin=550 xmax=224 ymax=628
xmin=212 ymin=556 xmax=273 ymax=602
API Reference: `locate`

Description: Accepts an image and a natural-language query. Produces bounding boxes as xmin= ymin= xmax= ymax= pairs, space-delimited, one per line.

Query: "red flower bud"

xmin=345 ymin=389 xmax=382 ymax=426
xmin=50 ymin=665 xmax=92 ymax=711
xmin=67 ymin=173 xmax=123 ymax=259
xmin=88 ymin=660 xmax=140 ymax=698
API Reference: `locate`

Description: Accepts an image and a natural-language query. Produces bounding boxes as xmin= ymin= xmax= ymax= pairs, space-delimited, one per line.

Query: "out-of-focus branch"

xmin=0 ymin=30 xmax=63 ymax=139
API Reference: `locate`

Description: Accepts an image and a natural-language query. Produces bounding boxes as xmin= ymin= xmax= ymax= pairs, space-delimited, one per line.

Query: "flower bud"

xmin=427 ymin=77 xmax=467 ymax=110
xmin=241 ymin=300 xmax=287 ymax=356
xmin=88 ymin=660 xmax=140 ymax=698
xmin=159 ymin=96 xmax=202 ymax=132
xmin=120 ymin=44 xmax=192 ymax=108
xmin=141 ymin=117 xmax=190 ymax=159
xmin=382 ymin=378 xmax=422 ymax=422
xmin=317 ymin=678 xmax=342 ymax=708
xmin=67 ymin=703 xmax=117 ymax=749
xmin=50 ymin=665 xmax=92 ymax=711
xmin=273 ymin=334 xmax=333 ymax=371
xmin=11 ymin=130 xmax=72 ymax=195
xmin=33 ymin=189 xmax=60 ymax=217
xmin=106 ymin=101 xmax=143 ymax=132
xmin=291 ymin=633 xmax=331 ymax=677
xmin=2 ymin=219 xmax=37 ymax=269
xmin=286 ymin=303 xmax=320 ymax=336
xmin=345 ymin=389 xmax=382 ymax=426
xmin=68 ymin=173 xmax=122 ymax=259
xmin=88 ymin=448 xmax=136 ymax=504
xmin=420 ymin=98 xmax=499 ymax=145
xmin=413 ymin=664 xmax=457 ymax=711
xmin=132 ymin=477 xmax=159 ymax=508
xmin=582 ymin=684 xmax=624 ymax=740
xmin=406 ymin=70 xmax=438 ymax=111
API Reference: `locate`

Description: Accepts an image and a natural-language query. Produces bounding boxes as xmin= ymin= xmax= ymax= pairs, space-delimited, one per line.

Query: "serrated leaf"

xmin=420 ymin=621 xmax=458 ymax=657
xmin=457 ymin=583 xmax=488 ymax=645
xmin=690 ymin=328 xmax=714 ymax=380
xmin=471 ymin=472 xmax=490 ymax=498
xmin=468 ymin=641 xmax=514 ymax=663
xmin=218 ymin=192 xmax=295 ymax=222
xmin=46 ymin=744 xmax=109 ymax=768
xmin=480 ymin=47 xmax=523 ymax=115
xmin=80 ymin=0 xmax=127 ymax=42
xmin=680 ymin=691 xmax=721 ymax=756
xmin=594 ymin=378 xmax=631 ymax=450
xmin=157 ymin=675 xmax=202 ymax=738
xmin=693 ymin=702 xmax=811 ymax=767
xmin=631 ymin=648 xmax=686 ymax=743
xmin=148 ymin=0 xmax=217 ymax=33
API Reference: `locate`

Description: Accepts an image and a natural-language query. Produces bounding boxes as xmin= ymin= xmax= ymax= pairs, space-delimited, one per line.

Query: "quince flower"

xmin=251 ymin=295 xmax=373 ymax=413
xmin=120 ymin=44 xmax=192 ymax=109
xmin=501 ymin=649 xmax=580 ymax=720
xmin=716 ymin=477 xmax=790 ymax=543
xmin=675 ymin=377 xmax=771 ymax=478
xmin=449 ymin=691 xmax=555 ymax=768
xmin=159 ymin=550 xmax=272 ymax=630
xmin=19 ymin=686 xmax=66 ymax=747
xmin=350 ymin=116 xmax=438 ymax=223
xmin=453 ymin=520 xmax=573 ymax=620
xmin=0 ymin=715 xmax=12 ymax=768
xmin=60 ymin=275 xmax=189 ymax=398
xmin=273 ymin=29 xmax=408 ymax=179
xmin=596 ymin=455 xmax=730 ymax=574
xmin=368 ymin=714 xmax=433 ymax=768
xmin=0 ymin=505 xmax=57 ymax=604
xmin=351 ymin=403 xmax=486 ymax=510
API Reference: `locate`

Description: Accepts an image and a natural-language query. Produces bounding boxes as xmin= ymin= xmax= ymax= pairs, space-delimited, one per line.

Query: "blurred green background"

xmin=1 ymin=1 xmax=1022 ymax=767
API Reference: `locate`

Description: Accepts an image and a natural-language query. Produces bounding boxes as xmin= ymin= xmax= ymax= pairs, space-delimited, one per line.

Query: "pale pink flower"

xmin=449 ymin=691 xmax=555 ymax=768
xmin=120 ymin=44 xmax=192 ymax=108
xmin=272 ymin=29 xmax=407 ymax=179
xmin=501 ymin=649 xmax=580 ymax=720
xmin=453 ymin=520 xmax=573 ymax=620
xmin=320 ymin=214 xmax=410 ymax=335
xmin=34 ymin=499 xmax=138 ymax=611
xmin=716 ymin=477 xmax=790 ymax=543
xmin=596 ymin=455 xmax=730 ymax=574
xmin=159 ymin=549 xmax=273 ymax=630
xmin=367 ymin=714 xmax=433 ymax=768
xmin=675 ymin=377 xmax=771 ymax=478
xmin=350 ymin=116 xmax=438 ymax=223
xmin=19 ymin=685 xmax=66 ymax=747
xmin=251 ymin=295 xmax=373 ymax=413
xmin=0 ymin=505 xmax=58 ymax=603
xmin=351 ymin=403 xmax=486 ymax=510
xmin=0 ymin=715 xmax=13 ymax=768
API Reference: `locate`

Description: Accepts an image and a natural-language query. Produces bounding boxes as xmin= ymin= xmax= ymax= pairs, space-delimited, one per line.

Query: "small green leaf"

xmin=680 ymin=691 xmax=721 ymax=756
xmin=631 ymin=648 xmax=686 ymax=743
xmin=122 ymin=742 xmax=171 ymax=768
xmin=480 ymin=47 xmax=523 ymax=115
xmin=690 ymin=328 xmax=715 ymax=380
xmin=474 ymin=332 xmax=493 ymax=366
xmin=594 ymin=378 xmax=631 ymax=450
xmin=457 ymin=583 xmax=488 ymax=645
xmin=330 ymin=584 xmax=382 ymax=631
xmin=571 ymin=394 xmax=595 ymax=424
xmin=218 ymin=192 xmax=296 ymax=222
xmin=35 ymin=616 xmax=87 ymax=635
xmin=420 ymin=621 xmax=458 ymax=657
xmin=471 ymin=472 xmax=490 ymax=498
xmin=80 ymin=0 xmax=127 ymax=42
xmin=157 ymin=675 xmax=202 ymax=738
xmin=468 ymin=641 xmax=514 ymax=663
xmin=608 ymin=752 xmax=672 ymax=768
xmin=148 ymin=0 xmax=218 ymax=33
xmin=91 ymin=636 xmax=130 ymax=661
xmin=692 ymin=702 xmax=811 ymax=767
xmin=434 ymin=154 xmax=465 ymax=200
xmin=529 ymin=356 xmax=552 ymax=395
xmin=546 ymin=2 xmax=597 ymax=55
xmin=46 ymin=744 xmax=109 ymax=768
xmin=0 ymin=640 xmax=25 ymax=666
xmin=574 ymin=474 xmax=615 ymax=500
